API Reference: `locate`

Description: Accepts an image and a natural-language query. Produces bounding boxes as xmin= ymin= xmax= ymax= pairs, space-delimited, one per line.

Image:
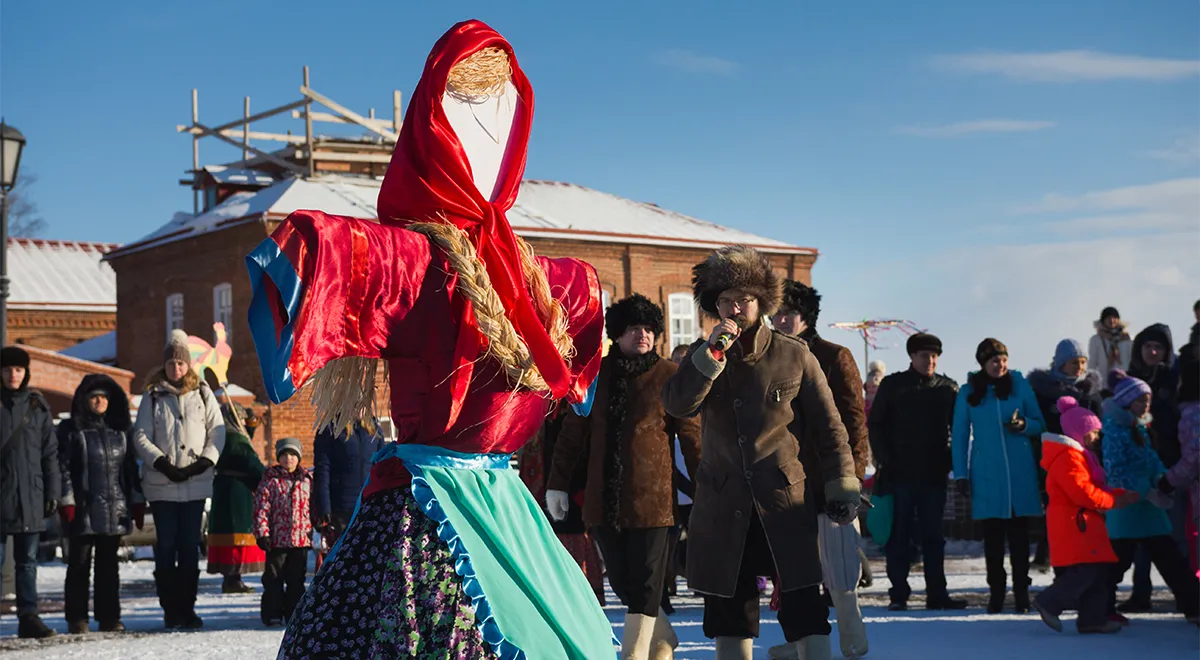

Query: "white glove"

xmin=545 ymin=490 xmax=569 ymax=522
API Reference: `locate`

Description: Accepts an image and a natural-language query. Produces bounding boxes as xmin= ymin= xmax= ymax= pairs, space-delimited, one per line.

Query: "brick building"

xmin=6 ymin=238 xmax=119 ymax=351
xmin=106 ymin=170 xmax=815 ymax=457
xmin=17 ymin=345 xmax=135 ymax=417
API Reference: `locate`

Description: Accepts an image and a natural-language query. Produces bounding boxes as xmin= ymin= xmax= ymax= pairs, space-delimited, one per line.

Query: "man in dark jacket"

xmin=312 ymin=421 xmax=383 ymax=547
xmin=867 ymin=333 xmax=966 ymax=611
xmin=663 ymin=246 xmax=859 ymax=660
xmin=0 ymin=346 xmax=59 ymax=638
xmin=547 ymin=294 xmax=702 ymax=660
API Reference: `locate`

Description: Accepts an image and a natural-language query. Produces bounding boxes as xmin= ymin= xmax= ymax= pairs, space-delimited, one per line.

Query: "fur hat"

xmin=780 ymin=280 xmax=821 ymax=330
xmin=1057 ymin=396 xmax=1102 ymax=444
xmin=691 ymin=245 xmax=783 ymax=319
xmin=975 ymin=338 xmax=1008 ymax=367
xmin=605 ymin=294 xmax=664 ymax=340
xmin=906 ymin=333 xmax=943 ymax=356
xmin=164 ymin=329 xmax=191 ymax=364
xmin=1 ymin=346 xmax=30 ymax=369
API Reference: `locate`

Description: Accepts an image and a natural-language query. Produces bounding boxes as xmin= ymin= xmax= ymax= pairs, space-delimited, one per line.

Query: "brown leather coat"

xmin=548 ymin=356 xmax=702 ymax=529
xmin=662 ymin=323 xmax=858 ymax=596
xmin=802 ymin=334 xmax=870 ymax=508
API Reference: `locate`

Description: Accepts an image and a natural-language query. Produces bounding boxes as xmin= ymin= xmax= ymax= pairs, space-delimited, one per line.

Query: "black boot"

xmin=18 ymin=614 xmax=57 ymax=639
xmin=1013 ymin=578 xmax=1031 ymax=614
xmin=177 ymin=569 xmax=204 ymax=629
xmin=154 ymin=568 xmax=181 ymax=629
xmin=987 ymin=587 xmax=1006 ymax=614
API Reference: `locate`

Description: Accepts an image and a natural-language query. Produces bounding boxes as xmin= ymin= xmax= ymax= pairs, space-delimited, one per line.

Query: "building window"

xmin=165 ymin=293 xmax=185 ymax=341
xmin=213 ymin=283 xmax=233 ymax=342
xmin=600 ymin=289 xmax=612 ymax=340
xmin=668 ymin=293 xmax=698 ymax=351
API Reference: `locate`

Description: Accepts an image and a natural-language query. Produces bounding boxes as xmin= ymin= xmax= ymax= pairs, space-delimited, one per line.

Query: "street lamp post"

xmin=0 ymin=121 xmax=27 ymax=349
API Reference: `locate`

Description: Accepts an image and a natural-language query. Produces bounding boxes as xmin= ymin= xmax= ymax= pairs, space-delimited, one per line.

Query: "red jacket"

xmin=1040 ymin=433 xmax=1119 ymax=566
xmin=253 ymin=465 xmax=313 ymax=548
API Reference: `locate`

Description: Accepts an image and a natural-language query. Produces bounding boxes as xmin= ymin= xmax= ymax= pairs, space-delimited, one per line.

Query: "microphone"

xmin=712 ymin=317 xmax=746 ymax=351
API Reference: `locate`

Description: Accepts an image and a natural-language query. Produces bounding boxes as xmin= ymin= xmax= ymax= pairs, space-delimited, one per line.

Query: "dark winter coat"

xmin=1028 ymin=369 xmax=1104 ymax=436
xmin=1 ymin=380 xmax=60 ymax=535
xmin=662 ymin=323 xmax=857 ymax=596
xmin=867 ymin=368 xmax=959 ymax=491
xmin=801 ymin=334 xmax=870 ymax=509
xmin=312 ymin=423 xmax=383 ymax=519
xmin=548 ymin=354 xmax=702 ymax=529
xmin=208 ymin=428 xmax=265 ymax=542
xmin=56 ymin=375 xmax=142 ymax=537
xmin=1130 ymin=324 xmax=1180 ymax=467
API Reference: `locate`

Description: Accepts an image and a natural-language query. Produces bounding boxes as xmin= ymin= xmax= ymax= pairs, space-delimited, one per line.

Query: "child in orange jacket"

xmin=1034 ymin=397 xmax=1138 ymax=634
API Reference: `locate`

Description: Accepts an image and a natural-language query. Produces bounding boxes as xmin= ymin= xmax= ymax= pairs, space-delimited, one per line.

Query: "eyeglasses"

xmin=717 ymin=296 xmax=757 ymax=310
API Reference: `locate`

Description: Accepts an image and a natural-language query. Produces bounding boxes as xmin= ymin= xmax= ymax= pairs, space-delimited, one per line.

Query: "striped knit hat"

xmin=1108 ymin=369 xmax=1152 ymax=409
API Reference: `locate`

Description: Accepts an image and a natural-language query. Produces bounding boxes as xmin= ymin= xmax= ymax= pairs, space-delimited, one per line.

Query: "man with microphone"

xmin=662 ymin=246 xmax=860 ymax=660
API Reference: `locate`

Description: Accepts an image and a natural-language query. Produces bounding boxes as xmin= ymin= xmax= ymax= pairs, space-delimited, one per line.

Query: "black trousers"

xmin=64 ymin=535 xmax=121 ymax=624
xmin=261 ymin=548 xmax=309 ymax=623
xmin=1036 ymin=563 xmax=1108 ymax=628
xmin=982 ymin=518 xmax=1031 ymax=590
xmin=702 ymin=510 xmax=831 ymax=642
xmin=591 ymin=525 xmax=671 ymax=616
xmin=1107 ymin=536 xmax=1199 ymax=617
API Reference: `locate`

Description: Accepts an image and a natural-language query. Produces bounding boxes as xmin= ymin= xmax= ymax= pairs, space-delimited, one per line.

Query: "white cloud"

xmin=896 ymin=119 xmax=1056 ymax=137
xmin=1015 ymin=178 xmax=1200 ymax=234
xmin=933 ymin=50 xmax=1200 ymax=82
xmin=651 ymin=49 xmax=738 ymax=76
xmin=1146 ymin=133 xmax=1200 ymax=166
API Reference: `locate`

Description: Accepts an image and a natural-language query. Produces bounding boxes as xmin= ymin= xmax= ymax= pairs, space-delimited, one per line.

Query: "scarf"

xmin=967 ymin=371 xmax=1013 ymax=407
xmin=601 ymin=350 xmax=660 ymax=530
xmin=1098 ymin=323 xmax=1129 ymax=367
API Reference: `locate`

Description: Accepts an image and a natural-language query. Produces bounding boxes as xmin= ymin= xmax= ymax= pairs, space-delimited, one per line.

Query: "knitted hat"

xmin=604 ymin=294 xmax=665 ymax=340
xmin=1057 ymin=396 xmax=1102 ymax=444
xmin=275 ymin=437 xmax=303 ymax=460
xmin=1 ymin=346 xmax=31 ymax=369
xmin=1053 ymin=339 xmax=1087 ymax=371
xmin=1108 ymin=369 xmax=1152 ymax=409
xmin=906 ymin=333 xmax=942 ymax=356
xmin=163 ymin=329 xmax=191 ymax=364
xmin=976 ymin=338 xmax=1008 ymax=367
xmin=865 ymin=360 xmax=887 ymax=387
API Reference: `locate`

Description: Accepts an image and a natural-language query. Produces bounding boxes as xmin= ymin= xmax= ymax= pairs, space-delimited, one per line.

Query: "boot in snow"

xmin=1013 ymin=579 xmax=1031 ymax=614
xmin=98 ymin=620 xmax=125 ymax=633
xmin=986 ymin=587 xmax=1006 ymax=614
xmin=831 ymin=588 xmax=868 ymax=657
xmin=222 ymin=574 xmax=255 ymax=594
xmin=648 ymin=609 xmax=678 ymax=660
xmin=176 ymin=568 xmax=204 ymax=629
xmin=155 ymin=568 xmax=181 ymax=628
xmin=67 ymin=619 xmax=89 ymax=635
xmin=18 ymin=614 xmax=56 ymax=639
xmin=793 ymin=635 xmax=833 ymax=660
xmin=714 ymin=637 xmax=753 ymax=660
xmin=620 ymin=613 xmax=655 ymax=660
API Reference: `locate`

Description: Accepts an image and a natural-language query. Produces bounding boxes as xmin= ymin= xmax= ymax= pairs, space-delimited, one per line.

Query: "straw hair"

xmin=447 ymin=47 xmax=512 ymax=100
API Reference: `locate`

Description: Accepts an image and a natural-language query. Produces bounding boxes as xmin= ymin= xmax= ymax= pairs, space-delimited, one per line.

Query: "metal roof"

xmin=8 ymin=238 xmax=119 ymax=311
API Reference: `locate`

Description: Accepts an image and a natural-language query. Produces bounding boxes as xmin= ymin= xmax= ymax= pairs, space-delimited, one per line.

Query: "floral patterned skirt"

xmin=277 ymin=487 xmax=496 ymax=659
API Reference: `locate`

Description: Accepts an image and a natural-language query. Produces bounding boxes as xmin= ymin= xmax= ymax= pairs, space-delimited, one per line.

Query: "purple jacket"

xmin=1166 ymin=402 xmax=1200 ymax=524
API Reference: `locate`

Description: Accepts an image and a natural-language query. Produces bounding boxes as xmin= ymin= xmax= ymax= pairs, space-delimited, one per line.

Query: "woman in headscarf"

xmin=205 ymin=394 xmax=266 ymax=593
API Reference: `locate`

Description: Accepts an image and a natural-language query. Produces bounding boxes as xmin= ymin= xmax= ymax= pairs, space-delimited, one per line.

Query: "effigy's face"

xmin=443 ymin=47 xmax=519 ymax=201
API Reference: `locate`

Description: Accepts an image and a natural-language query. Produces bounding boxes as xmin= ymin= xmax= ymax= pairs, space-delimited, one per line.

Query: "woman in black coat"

xmin=56 ymin=374 xmax=144 ymax=634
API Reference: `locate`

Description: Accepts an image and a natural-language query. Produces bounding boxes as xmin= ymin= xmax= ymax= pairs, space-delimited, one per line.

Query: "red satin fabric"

xmin=377 ymin=19 xmax=578 ymax=426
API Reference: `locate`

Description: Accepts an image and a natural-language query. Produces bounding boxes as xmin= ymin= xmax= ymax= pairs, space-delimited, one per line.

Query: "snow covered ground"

xmin=1 ymin=552 xmax=1196 ymax=658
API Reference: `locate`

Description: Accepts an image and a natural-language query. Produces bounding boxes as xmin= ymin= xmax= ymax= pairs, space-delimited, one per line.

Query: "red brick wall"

xmin=110 ymin=223 xmax=816 ymax=451
xmin=8 ymin=309 xmax=116 ymax=351
xmin=20 ymin=345 xmax=134 ymax=416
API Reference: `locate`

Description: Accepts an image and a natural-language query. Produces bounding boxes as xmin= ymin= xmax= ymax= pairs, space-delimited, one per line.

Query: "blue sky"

xmin=2 ymin=1 xmax=1198 ymax=381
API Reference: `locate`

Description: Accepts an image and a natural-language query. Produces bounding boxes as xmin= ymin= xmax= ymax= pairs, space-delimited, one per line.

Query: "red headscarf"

xmin=377 ymin=20 xmax=574 ymax=426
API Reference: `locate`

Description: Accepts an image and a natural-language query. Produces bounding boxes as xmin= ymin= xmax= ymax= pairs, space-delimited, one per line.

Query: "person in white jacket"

xmin=1088 ymin=307 xmax=1132 ymax=380
xmin=133 ymin=330 xmax=225 ymax=630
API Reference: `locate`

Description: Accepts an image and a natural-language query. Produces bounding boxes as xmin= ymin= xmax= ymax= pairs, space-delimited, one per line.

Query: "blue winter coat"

xmin=1101 ymin=400 xmax=1172 ymax=540
xmin=952 ymin=371 xmax=1046 ymax=520
xmin=312 ymin=423 xmax=384 ymax=519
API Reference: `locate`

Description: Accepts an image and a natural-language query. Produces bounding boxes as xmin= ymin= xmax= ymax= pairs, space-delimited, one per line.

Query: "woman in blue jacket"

xmin=1101 ymin=370 xmax=1198 ymax=623
xmin=952 ymin=339 xmax=1045 ymax=614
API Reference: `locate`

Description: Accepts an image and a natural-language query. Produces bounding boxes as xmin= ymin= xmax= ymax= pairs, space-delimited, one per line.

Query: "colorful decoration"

xmin=829 ymin=318 xmax=925 ymax=368
xmin=188 ymin=322 xmax=233 ymax=386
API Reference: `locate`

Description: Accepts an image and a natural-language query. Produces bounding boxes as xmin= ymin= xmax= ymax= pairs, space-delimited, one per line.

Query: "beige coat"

xmin=133 ymin=370 xmax=225 ymax=502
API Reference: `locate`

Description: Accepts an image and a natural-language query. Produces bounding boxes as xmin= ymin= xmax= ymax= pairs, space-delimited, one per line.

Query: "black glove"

xmin=825 ymin=500 xmax=857 ymax=525
xmin=154 ymin=457 xmax=189 ymax=483
xmin=44 ymin=500 xmax=57 ymax=518
xmin=257 ymin=536 xmax=271 ymax=552
xmin=183 ymin=457 xmax=214 ymax=478
xmin=955 ymin=479 xmax=971 ymax=497
xmin=1005 ymin=410 xmax=1027 ymax=433
xmin=1158 ymin=475 xmax=1175 ymax=495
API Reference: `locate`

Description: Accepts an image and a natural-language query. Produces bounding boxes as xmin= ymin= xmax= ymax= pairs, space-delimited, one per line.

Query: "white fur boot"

xmin=649 ymin=609 xmax=678 ymax=660
xmin=714 ymin=636 xmax=753 ymax=660
xmin=795 ymin=634 xmax=833 ymax=660
xmin=830 ymin=589 xmax=867 ymax=658
xmin=621 ymin=613 xmax=656 ymax=660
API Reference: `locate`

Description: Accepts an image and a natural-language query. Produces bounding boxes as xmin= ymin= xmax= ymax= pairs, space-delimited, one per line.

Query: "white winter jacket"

xmin=133 ymin=370 xmax=225 ymax=502
xmin=1088 ymin=322 xmax=1132 ymax=378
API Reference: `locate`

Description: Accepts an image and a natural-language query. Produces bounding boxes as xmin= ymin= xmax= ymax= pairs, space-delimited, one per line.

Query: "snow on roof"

xmin=110 ymin=176 xmax=812 ymax=258
xmin=59 ymin=331 xmax=117 ymax=365
xmin=8 ymin=238 xmax=119 ymax=311
xmin=203 ymin=165 xmax=276 ymax=187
